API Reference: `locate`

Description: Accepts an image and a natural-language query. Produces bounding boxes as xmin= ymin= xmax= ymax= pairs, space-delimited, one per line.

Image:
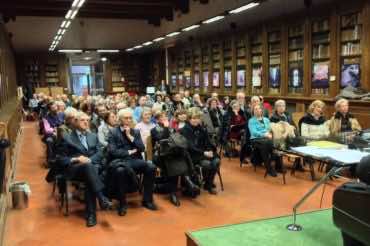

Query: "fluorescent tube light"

xmin=70 ymin=10 xmax=78 ymax=19
xmin=61 ymin=29 xmax=66 ymax=35
xmin=182 ymin=24 xmax=200 ymax=32
xmin=101 ymin=57 xmax=108 ymax=62
xmin=166 ymin=31 xmax=180 ymax=37
xmin=57 ymin=29 xmax=62 ymax=35
xmin=126 ymin=48 xmax=134 ymax=52
xmin=229 ymin=2 xmax=260 ymax=14
xmin=61 ymin=20 xmax=66 ymax=28
xmin=65 ymin=10 xmax=73 ymax=19
xmin=153 ymin=37 xmax=165 ymax=42
xmin=77 ymin=0 xmax=86 ymax=8
xmin=134 ymin=45 xmax=143 ymax=49
xmin=58 ymin=49 xmax=83 ymax=53
xmin=72 ymin=0 xmax=80 ymax=7
xmin=143 ymin=41 xmax=153 ymax=46
xmin=65 ymin=21 xmax=71 ymax=28
xmin=202 ymin=15 xmax=225 ymax=24
xmin=97 ymin=49 xmax=120 ymax=53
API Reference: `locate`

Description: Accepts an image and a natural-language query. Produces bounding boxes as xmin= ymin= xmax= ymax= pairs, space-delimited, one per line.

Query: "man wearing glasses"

xmin=107 ymin=108 xmax=158 ymax=214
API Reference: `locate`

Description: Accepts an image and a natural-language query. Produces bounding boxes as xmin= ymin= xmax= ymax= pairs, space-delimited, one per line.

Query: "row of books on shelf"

xmin=312 ymin=20 xmax=329 ymax=33
xmin=341 ymin=43 xmax=361 ymax=56
xmin=45 ymin=72 xmax=58 ymax=77
xmin=341 ymin=28 xmax=361 ymax=42
xmin=313 ymin=45 xmax=330 ymax=59
xmin=289 ymin=50 xmax=304 ymax=61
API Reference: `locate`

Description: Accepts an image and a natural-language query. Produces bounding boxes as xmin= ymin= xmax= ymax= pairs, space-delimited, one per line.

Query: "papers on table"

xmin=306 ymin=141 xmax=345 ymax=149
xmin=291 ymin=146 xmax=370 ymax=164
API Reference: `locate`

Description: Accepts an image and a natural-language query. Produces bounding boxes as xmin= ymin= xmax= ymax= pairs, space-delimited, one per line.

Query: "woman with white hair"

xmin=328 ymin=98 xmax=361 ymax=137
xmin=135 ymin=108 xmax=155 ymax=148
xmin=270 ymin=100 xmax=295 ymax=126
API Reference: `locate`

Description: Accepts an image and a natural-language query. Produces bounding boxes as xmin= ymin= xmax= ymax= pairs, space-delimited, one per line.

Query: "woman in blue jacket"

xmin=248 ymin=104 xmax=280 ymax=177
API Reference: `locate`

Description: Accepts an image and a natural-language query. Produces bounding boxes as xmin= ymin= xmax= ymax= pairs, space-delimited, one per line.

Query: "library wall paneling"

xmin=167 ymin=0 xmax=370 ymax=99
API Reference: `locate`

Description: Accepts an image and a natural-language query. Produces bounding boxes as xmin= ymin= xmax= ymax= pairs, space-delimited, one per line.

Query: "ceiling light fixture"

xmin=77 ymin=0 xmax=86 ymax=8
xmin=101 ymin=57 xmax=108 ymax=62
xmin=166 ymin=31 xmax=180 ymax=37
xmin=65 ymin=21 xmax=71 ymax=28
xmin=61 ymin=20 xmax=67 ymax=28
xmin=126 ymin=48 xmax=134 ymax=52
xmin=143 ymin=41 xmax=153 ymax=46
xmin=57 ymin=29 xmax=62 ymax=35
xmin=153 ymin=37 xmax=165 ymax=42
xmin=229 ymin=2 xmax=260 ymax=14
xmin=72 ymin=0 xmax=80 ymax=7
xmin=61 ymin=29 xmax=66 ymax=35
xmin=70 ymin=10 xmax=78 ymax=19
xmin=58 ymin=49 xmax=83 ymax=53
xmin=134 ymin=45 xmax=143 ymax=49
xmin=97 ymin=49 xmax=120 ymax=53
xmin=202 ymin=15 xmax=225 ymax=24
xmin=182 ymin=24 xmax=200 ymax=32
xmin=65 ymin=10 xmax=73 ymax=19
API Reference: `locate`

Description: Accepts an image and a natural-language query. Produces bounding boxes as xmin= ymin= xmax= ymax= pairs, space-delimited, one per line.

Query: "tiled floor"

xmin=4 ymin=122 xmax=342 ymax=246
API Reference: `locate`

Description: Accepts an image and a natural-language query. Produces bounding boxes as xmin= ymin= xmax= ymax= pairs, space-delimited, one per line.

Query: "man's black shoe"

xmin=117 ymin=205 xmax=127 ymax=216
xmin=169 ymin=193 xmax=180 ymax=207
xmin=267 ymin=169 xmax=278 ymax=177
xmin=142 ymin=201 xmax=158 ymax=211
xmin=86 ymin=214 xmax=97 ymax=227
xmin=99 ymin=197 xmax=113 ymax=210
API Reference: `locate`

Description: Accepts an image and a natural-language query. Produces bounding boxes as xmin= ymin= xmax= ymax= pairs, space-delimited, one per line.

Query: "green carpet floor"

xmin=189 ymin=209 xmax=342 ymax=246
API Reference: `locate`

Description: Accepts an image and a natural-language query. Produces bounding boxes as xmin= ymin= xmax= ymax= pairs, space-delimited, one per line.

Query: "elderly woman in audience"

xmin=180 ymin=107 xmax=219 ymax=195
xmin=299 ymin=100 xmax=330 ymax=140
xmin=135 ymin=108 xmax=155 ymax=148
xmin=270 ymin=100 xmax=295 ymax=126
xmin=151 ymin=111 xmax=199 ymax=206
xmin=133 ymin=96 xmax=147 ymax=123
xmin=226 ymin=100 xmax=247 ymax=142
xmin=97 ymin=111 xmax=117 ymax=147
xmin=170 ymin=109 xmax=188 ymax=132
xmin=192 ymin=94 xmax=204 ymax=109
xmin=249 ymin=104 xmax=281 ymax=177
xmin=206 ymin=98 xmax=223 ymax=140
xmin=328 ymin=98 xmax=361 ymax=138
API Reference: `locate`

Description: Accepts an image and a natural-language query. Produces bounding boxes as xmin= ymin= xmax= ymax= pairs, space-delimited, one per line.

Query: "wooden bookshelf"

xmin=235 ymin=37 xmax=247 ymax=90
xmin=268 ymin=30 xmax=282 ymax=94
xmin=288 ymin=24 xmax=304 ymax=94
xmin=223 ymin=39 xmax=232 ymax=91
xmin=311 ymin=18 xmax=331 ymax=96
xmin=339 ymin=12 xmax=362 ymax=89
xmin=250 ymin=31 xmax=263 ymax=94
xmin=201 ymin=44 xmax=210 ymax=94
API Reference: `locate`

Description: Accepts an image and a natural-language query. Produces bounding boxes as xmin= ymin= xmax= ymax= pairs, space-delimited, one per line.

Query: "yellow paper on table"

xmin=307 ymin=141 xmax=345 ymax=149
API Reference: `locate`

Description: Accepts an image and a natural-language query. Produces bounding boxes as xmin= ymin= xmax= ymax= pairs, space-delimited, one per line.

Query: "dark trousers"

xmin=44 ymin=135 xmax=56 ymax=162
xmin=125 ymin=159 xmax=156 ymax=203
xmin=199 ymin=157 xmax=220 ymax=188
xmin=252 ymin=138 xmax=274 ymax=171
xmin=67 ymin=163 xmax=104 ymax=215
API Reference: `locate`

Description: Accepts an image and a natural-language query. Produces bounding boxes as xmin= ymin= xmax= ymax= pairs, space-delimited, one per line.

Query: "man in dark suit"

xmin=107 ymin=108 xmax=158 ymax=214
xmin=59 ymin=112 xmax=111 ymax=227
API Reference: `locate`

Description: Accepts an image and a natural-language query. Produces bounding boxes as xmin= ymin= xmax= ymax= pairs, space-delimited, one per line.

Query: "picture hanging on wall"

xmin=194 ymin=72 xmax=200 ymax=87
xmin=237 ymin=70 xmax=246 ymax=87
xmin=171 ymin=74 xmax=177 ymax=86
xmin=178 ymin=74 xmax=183 ymax=86
xmin=312 ymin=62 xmax=329 ymax=88
xmin=289 ymin=67 xmax=303 ymax=88
xmin=252 ymin=66 xmax=262 ymax=87
xmin=341 ymin=63 xmax=360 ymax=88
xmin=224 ymin=70 xmax=232 ymax=87
xmin=203 ymin=71 xmax=209 ymax=88
xmin=269 ymin=66 xmax=280 ymax=88
xmin=213 ymin=71 xmax=220 ymax=87
xmin=185 ymin=76 xmax=191 ymax=88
